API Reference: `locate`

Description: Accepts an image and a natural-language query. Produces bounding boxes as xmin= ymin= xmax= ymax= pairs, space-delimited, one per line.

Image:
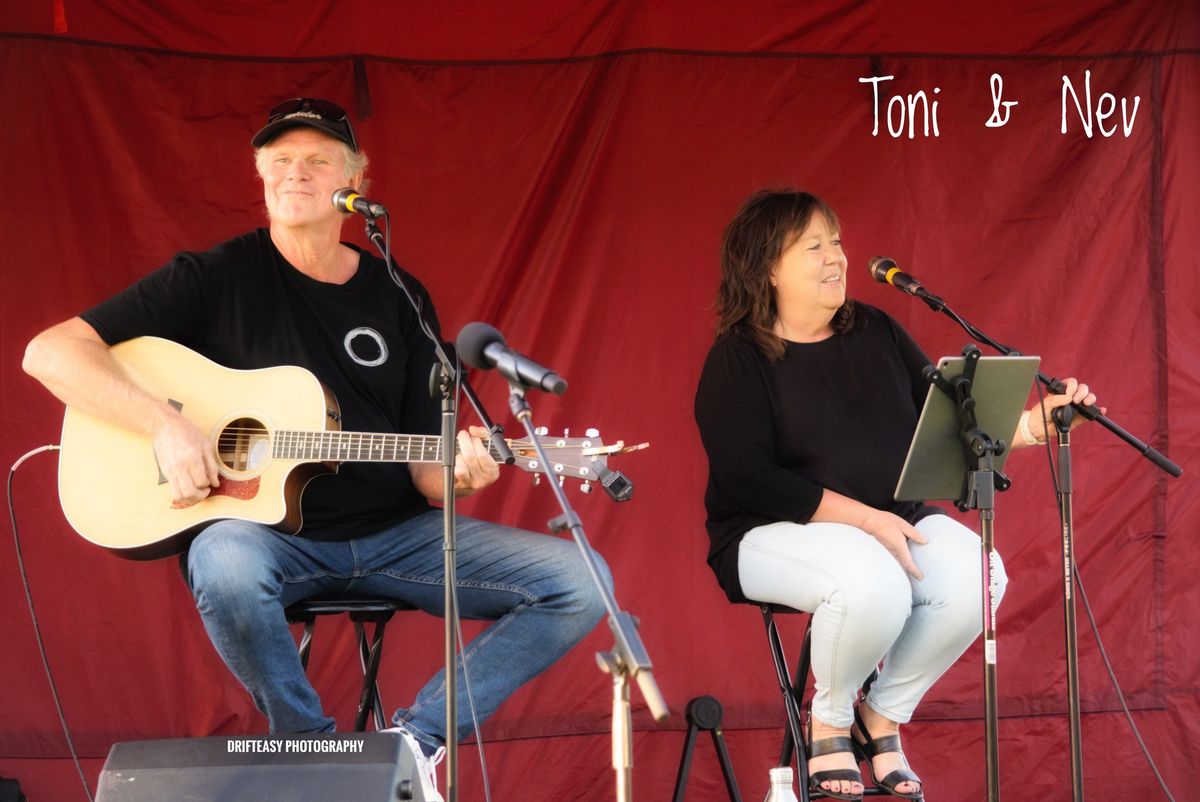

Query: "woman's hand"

xmin=1016 ymin=377 xmax=1103 ymax=447
xmin=810 ymin=490 xmax=928 ymax=580
xmin=860 ymin=508 xmax=928 ymax=581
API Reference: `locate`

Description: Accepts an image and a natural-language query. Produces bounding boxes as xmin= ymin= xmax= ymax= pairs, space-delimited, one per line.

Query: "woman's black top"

xmin=694 ymin=303 xmax=944 ymax=602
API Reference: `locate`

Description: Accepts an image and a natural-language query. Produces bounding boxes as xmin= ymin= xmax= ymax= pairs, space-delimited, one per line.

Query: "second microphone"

xmin=456 ymin=322 xmax=568 ymax=395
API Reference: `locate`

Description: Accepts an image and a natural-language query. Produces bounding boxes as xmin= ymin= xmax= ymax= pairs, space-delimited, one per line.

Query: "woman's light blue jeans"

xmin=738 ymin=513 xmax=1007 ymax=728
xmin=185 ymin=510 xmax=610 ymax=754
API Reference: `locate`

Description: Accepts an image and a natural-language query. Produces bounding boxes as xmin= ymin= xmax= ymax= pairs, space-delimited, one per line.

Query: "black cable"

xmin=453 ymin=600 xmax=494 ymax=802
xmin=380 ymin=212 xmax=442 ymax=349
xmin=1031 ymin=385 xmax=1177 ymax=801
xmin=7 ymin=445 xmax=95 ymax=802
xmin=1072 ymin=560 xmax=1176 ymax=801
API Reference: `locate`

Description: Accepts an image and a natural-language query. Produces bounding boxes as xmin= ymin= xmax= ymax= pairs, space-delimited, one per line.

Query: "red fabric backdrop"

xmin=2 ymin=2 xmax=1197 ymax=799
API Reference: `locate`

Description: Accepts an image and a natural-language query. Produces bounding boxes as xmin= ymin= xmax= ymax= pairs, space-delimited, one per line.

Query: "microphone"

xmin=332 ymin=187 xmax=387 ymax=218
xmin=868 ymin=256 xmax=945 ymax=310
xmin=456 ymin=322 xmax=568 ymax=395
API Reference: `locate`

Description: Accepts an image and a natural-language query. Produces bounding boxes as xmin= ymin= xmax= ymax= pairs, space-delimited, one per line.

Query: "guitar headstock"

xmin=507 ymin=427 xmax=642 ymax=501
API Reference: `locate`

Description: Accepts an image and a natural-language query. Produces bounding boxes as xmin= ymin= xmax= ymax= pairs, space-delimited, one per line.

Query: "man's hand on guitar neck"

xmin=453 ymin=425 xmax=502 ymax=497
xmin=410 ymin=425 xmax=501 ymax=502
xmin=154 ymin=406 xmax=221 ymax=508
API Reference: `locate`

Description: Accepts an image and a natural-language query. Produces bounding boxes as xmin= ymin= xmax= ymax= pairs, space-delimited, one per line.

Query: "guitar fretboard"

xmin=272 ymin=431 xmax=507 ymax=464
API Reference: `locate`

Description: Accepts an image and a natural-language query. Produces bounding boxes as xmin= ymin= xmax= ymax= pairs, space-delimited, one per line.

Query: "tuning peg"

xmin=585 ymin=428 xmax=599 ymax=438
xmin=580 ymin=481 xmax=593 ymax=494
xmin=532 ymin=473 xmax=542 ymax=486
xmin=535 ymin=426 xmax=548 ymax=436
xmin=557 ymin=476 xmax=565 ymax=487
xmin=563 ymin=428 xmax=570 ymax=438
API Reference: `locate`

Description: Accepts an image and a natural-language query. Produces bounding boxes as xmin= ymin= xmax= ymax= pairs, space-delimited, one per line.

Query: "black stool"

xmin=760 ymin=604 xmax=886 ymax=801
xmin=284 ymin=597 xmax=415 ymax=732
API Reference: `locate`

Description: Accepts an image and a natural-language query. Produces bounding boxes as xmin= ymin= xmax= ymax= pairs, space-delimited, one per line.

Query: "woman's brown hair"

xmin=716 ymin=189 xmax=856 ymax=360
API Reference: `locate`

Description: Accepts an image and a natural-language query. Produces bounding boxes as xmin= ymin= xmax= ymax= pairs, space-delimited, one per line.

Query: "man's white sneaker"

xmin=382 ymin=725 xmax=446 ymax=802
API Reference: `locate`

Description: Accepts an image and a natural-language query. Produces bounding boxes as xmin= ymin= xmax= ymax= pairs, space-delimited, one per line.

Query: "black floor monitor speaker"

xmin=95 ymin=733 xmax=427 ymax=801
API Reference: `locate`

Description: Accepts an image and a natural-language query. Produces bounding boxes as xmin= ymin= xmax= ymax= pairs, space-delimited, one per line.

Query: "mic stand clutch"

xmin=505 ymin=382 xmax=669 ymax=802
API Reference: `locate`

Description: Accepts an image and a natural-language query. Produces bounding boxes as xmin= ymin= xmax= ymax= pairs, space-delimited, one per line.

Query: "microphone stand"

xmin=903 ymin=286 xmax=1182 ymax=802
xmin=359 ymin=212 xmax=513 ymax=802
xmin=505 ymin=381 xmax=670 ymax=802
xmin=924 ymin=346 xmax=1009 ymax=802
xmin=1051 ymin=404 xmax=1084 ymax=800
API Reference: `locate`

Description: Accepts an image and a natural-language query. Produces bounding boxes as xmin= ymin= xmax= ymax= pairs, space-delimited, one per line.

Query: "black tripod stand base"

xmin=672 ymin=695 xmax=743 ymax=802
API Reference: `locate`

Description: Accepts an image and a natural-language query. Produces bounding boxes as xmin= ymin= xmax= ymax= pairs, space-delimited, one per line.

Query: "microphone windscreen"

xmin=331 ymin=187 xmax=356 ymax=213
xmin=868 ymin=256 xmax=897 ymax=283
xmin=455 ymin=322 xmax=505 ymax=370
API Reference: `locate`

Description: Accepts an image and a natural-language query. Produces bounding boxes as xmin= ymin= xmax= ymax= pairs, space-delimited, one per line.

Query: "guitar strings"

xmin=213 ymin=428 xmax=586 ymax=451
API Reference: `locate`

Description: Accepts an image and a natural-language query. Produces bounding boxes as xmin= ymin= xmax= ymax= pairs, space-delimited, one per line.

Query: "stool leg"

xmin=354 ymin=619 xmax=389 ymax=732
xmin=795 ymin=626 xmax=816 ymax=801
xmin=783 ymin=626 xmax=814 ymax=768
xmin=762 ymin=607 xmax=814 ymax=801
xmin=297 ymin=619 xmax=315 ymax=670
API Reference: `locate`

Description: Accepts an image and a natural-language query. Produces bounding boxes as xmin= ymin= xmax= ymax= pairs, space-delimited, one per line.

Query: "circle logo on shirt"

xmin=343 ymin=327 xmax=389 ymax=367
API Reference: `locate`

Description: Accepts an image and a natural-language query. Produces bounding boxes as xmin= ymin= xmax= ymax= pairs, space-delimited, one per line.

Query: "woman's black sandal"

xmin=807 ymin=735 xmax=865 ymax=801
xmin=850 ymin=707 xmax=924 ymax=800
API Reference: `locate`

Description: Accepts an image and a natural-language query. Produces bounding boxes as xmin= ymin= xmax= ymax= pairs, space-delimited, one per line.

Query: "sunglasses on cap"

xmin=259 ymin=97 xmax=358 ymax=151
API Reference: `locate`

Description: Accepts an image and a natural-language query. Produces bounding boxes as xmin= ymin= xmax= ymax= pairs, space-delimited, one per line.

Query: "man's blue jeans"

xmin=185 ymin=510 xmax=610 ymax=754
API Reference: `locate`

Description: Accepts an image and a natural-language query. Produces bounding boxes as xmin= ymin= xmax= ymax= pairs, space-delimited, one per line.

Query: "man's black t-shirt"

xmin=694 ymin=303 xmax=944 ymax=602
xmin=81 ymin=228 xmax=440 ymax=540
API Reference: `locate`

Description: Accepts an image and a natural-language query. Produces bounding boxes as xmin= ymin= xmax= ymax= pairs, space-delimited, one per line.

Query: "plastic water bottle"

xmin=763 ymin=766 xmax=800 ymax=802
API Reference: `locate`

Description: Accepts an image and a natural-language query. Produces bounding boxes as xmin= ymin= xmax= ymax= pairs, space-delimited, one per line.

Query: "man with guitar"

xmin=23 ymin=97 xmax=610 ymax=801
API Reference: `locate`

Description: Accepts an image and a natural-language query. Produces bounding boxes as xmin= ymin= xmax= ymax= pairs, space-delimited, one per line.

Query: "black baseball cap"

xmin=251 ymin=97 xmax=359 ymax=152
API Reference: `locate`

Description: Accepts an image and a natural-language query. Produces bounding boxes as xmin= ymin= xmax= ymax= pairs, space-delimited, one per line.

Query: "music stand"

xmin=896 ymin=352 xmax=1039 ymax=503
xmin=895 ymin=346 xmax=1039 ymax=802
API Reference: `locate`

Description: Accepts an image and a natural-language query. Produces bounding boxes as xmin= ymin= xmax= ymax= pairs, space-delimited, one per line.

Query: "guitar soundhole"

xmin=217 ymin=416 xmax=272 ymax=475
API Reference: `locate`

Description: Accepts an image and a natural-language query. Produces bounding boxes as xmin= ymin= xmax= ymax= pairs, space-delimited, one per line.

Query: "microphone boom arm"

xmin=933 ymin=299 xmax=1180 ymax=477
xmin=361 ymin=213 xmax=514 ymax=463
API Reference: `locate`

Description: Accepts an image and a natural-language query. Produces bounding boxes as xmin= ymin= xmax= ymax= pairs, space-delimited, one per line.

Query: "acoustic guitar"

xmin=57 ymin=337 xmax=624 ymax=560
